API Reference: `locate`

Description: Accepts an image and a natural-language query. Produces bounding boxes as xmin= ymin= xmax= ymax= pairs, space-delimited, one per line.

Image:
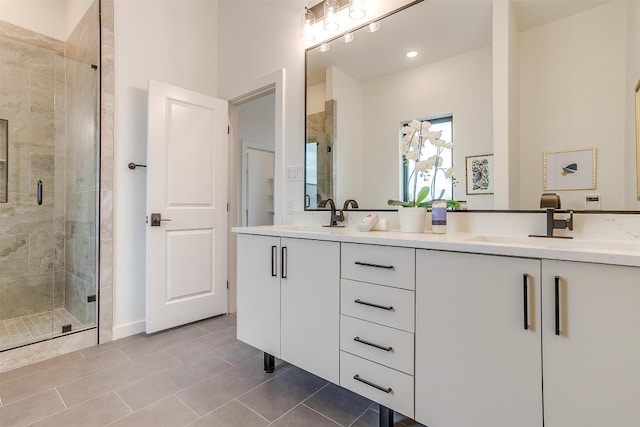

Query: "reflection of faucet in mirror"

xmin=343 ymin=199 xmax=358 ymax=210
xmin=318 ymin=198 xmax=345 ymax=227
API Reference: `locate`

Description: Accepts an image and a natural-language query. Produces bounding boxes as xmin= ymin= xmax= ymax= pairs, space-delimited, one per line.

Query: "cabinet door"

xmin=281 ymin=238 xmax=340 ymax=383
xmin=542 ymin=260 xmax=640 ymax=427
xmin=236 ymin=234 xmax=281 ymax=358
xmin=415 ymin=250 xmax=542 ymax=427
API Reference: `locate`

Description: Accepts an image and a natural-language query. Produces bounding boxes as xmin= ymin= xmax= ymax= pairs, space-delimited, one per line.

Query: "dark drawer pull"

xmin=354 ymin=261 xmax=394 ymax=270
xmin=354 ymin=299 xmax=393 ymax=311
xmin=523 ymin=274 xmax=529 ymax=330
xmin=554 ymin=276 xmax=561 ymax=336
xmin=354 ymin=336 xmax=393 ymax=352
xmin=353 ymin=374 xmax=392 ymax=393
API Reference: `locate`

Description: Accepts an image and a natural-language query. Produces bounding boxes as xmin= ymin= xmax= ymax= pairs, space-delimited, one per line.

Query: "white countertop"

xmin=233 ymin=225 xmax=640 ymax=268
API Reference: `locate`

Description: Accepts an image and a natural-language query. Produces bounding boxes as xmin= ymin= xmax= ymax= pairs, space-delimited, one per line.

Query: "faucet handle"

xmin=567 ymin=210 xmax=574 ymax=231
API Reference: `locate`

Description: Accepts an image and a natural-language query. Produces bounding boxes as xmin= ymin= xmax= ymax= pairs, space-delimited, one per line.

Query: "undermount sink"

xmin=466 ymin=235 xmax=640 ymax=253
xmin=271 ymin=224 xmax=349 ymax=234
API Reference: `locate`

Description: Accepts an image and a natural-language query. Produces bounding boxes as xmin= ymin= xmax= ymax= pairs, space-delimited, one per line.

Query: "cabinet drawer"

xmin=341 ymin=243 xmax=415 ymax=290
xmin=341 ymin=279 xmax=415 ymax=332
xmin=340 ymin=315 xmax=414 ymax=374
xmin=340 ymin=351 xmax=414 ymax=418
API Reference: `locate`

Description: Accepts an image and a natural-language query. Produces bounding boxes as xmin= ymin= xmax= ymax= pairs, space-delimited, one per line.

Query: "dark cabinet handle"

xmin=354 ymin=261 xmax=394 ymax=270
xmin=281 ymin=246 xmax=287 ymax=279
xmin=353 ymin=374 xmax=392 ymax=393
xmin=271 ymin=246 xmax=277 ymax=277
xmin=523 ymin=274 xmax=529 ymax=330
xmin=554 ymin=276 xmax=561 ymax=336
xmin=354 ymin=336 xmax=393 ymax=352
xmin=354 ymin=299 xmax=393 ymax=311
xmin=37 ymin=180 xmax=43 ymax=205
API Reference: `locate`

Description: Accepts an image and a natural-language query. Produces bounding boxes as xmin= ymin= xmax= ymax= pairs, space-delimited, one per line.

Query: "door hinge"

xmin=87 ymin=295 xmax=97 ymax=303
xmin=227 ymin=202 xmax=229 ymax=212
xmin=227 ymin=125 xmax=230 ymax=134
xmin=226 ymin=280 xmax=229 ymax=289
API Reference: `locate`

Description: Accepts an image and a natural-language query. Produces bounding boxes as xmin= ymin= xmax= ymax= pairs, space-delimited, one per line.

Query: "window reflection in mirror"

xmin=402 ymin=116 xmax=454 ymax=204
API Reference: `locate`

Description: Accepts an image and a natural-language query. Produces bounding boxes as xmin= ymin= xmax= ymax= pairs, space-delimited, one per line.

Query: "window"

xmin=402 ymin=116 xmax=453 ymax=202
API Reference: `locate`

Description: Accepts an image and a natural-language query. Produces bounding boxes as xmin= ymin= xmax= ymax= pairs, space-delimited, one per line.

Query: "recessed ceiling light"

xmin=406 ymin=51 xmax=418 ymax=58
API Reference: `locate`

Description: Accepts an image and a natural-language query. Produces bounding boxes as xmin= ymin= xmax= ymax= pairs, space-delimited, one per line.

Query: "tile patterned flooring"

xmin=0 ymin=315 xmax=425 ymax=427
xmin=0 ymin=309 xmax=84 ymax=350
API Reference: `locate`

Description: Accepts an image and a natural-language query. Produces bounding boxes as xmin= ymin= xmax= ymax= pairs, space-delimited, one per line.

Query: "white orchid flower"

xmin=409 ymin=119 xmax=422 ymax=131
xmin=420 ymin=121 xmax=432 ymax=133
xmin=423 ymin=130 xmax=442 ymax=140
xmin=445 ymin=168 xmax=455 ymax=179
xmin=401 ymin=125 xmax=412 ymax=135
xmin=405 ymin=150 xmax=419 ymax=160
xmin=415 ymin=160 xmax=432 ymax=172
xmin=445 ymin=141 xmax=454 ymax=149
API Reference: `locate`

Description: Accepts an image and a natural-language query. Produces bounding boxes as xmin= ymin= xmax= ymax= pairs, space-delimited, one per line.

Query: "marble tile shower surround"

xmin=0 ymin=2 xmax=100 ymax=338
xmin=306 ymin=99 xmax=336 ymax=204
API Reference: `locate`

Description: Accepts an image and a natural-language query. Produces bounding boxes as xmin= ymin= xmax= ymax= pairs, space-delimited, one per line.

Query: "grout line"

xmin=234 ymin=398 xmax=272 ymax=424
xmin=301 ymin=402 xmax=343 ymax=426
xmin=173 ymin=392 xmax=205 ymax=419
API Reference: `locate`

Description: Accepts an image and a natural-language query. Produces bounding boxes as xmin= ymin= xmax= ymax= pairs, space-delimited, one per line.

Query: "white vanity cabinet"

xmin=339 ymin=243 xmax=416 ymax=418
xmin=541 ymin=260 xmax=640 ymax=427
xmin=415 ymin=250 xmax=543 ymax=427
xmin=236 ymin=234 xmax=340 ymax=383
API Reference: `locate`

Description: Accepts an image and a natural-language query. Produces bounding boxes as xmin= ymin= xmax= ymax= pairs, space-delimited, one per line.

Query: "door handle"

xmin=150 ymin=213 xmax=172 ymax=227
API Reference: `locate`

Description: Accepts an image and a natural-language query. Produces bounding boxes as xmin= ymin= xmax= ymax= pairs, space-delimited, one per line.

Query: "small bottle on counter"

xmin=431 ymin=199 xmax=447 ymax=234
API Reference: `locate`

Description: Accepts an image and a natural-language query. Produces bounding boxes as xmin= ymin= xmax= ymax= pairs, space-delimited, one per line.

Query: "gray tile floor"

xmin=0 ymin=315 xmax=424 ymax=427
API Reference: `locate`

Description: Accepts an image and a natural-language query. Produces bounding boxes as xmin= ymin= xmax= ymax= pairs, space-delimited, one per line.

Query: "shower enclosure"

xmin=0 ymin=3 xmax=100 ymax=352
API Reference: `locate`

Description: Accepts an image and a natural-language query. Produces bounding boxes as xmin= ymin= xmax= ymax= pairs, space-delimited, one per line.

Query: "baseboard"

xmin=112 ymin=320 xmax=146 ymax=340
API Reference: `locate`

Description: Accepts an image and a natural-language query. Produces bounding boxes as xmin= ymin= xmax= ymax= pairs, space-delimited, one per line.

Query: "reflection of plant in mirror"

xmin=388 ymin=119 xmax=458 ymax=208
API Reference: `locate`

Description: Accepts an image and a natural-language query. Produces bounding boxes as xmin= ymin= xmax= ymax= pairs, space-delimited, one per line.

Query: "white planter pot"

xmin=398 ymin=207 xmax=427 ymax=233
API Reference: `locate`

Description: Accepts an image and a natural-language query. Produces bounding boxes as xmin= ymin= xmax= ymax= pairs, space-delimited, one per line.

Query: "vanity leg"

xmin=379 ymin=404 xmax=394 ymax=427
xmin=263 ymin=352 xmax=275 ymax=373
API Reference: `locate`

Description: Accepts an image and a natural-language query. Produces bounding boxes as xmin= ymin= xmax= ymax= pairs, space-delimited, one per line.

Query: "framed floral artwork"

xmin=465 ymin=154 xmax=493 ymax=195
xmin=544 ymin=148 xmax=596 ymax=191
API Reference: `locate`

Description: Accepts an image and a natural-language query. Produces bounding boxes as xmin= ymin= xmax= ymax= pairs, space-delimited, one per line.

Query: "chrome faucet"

xmin=342 ymin=199 xmax=359 ymax=210
xmin=318 ymin=198 xmax=345 ymax=227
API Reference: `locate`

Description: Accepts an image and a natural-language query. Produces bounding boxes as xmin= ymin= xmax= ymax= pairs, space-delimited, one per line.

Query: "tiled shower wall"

xmin=0 ymin=34 xmax=66 ymax=321
xmin=0 ymin=1 xmax=99 ymax=327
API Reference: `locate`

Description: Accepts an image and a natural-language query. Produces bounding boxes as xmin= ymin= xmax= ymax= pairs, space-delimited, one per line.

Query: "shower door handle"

xmin=37 ymin=180 xmax=43 ymax=205
xmin=150 ymin=213 xmax=171 ymax=227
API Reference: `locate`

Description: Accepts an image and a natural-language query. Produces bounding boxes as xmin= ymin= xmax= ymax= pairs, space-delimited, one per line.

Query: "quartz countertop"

xmin=232 ymin=225 xmax=640 ymax=268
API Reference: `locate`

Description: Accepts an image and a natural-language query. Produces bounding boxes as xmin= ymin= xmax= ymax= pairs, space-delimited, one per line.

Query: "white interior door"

xmin=146 ymin=80 xmax=228 ymax=333
xmin=243 ymin=145 xmax=274 ymax=226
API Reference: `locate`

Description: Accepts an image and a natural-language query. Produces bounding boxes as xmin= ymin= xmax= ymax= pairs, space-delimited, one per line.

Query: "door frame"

xmin=227 ymin=69 xmax=285 ymax=314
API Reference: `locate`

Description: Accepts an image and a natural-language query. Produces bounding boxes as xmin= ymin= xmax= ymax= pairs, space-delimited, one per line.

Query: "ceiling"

xmin=307 ymin=0 xmax=612 ymax=87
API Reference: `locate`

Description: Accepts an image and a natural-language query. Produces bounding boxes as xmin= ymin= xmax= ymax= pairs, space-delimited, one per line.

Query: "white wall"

xmin=626 ymin=0 xmax=640 ymax=210
xmin=307 ymin=82 xmax=326 ymax=115
xmin=112 ymin=0 xmax=219 ymax=338
xmin=362 ymin=45 xmax=494 ymax=209
xmin=518 ymin=1 xmax=627 ymax=210
xmin=0 ymin=0 xmax=93 ymax=40
xmin=327 ymin=67 xmax=364 ymax=206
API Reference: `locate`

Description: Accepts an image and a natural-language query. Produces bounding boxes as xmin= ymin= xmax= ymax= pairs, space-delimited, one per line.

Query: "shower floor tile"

xmin=0 ymin=309 xmax=83 ymax=349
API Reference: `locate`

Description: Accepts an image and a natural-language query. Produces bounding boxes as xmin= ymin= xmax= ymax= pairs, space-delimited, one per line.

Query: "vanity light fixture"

xmin=301 ymin=7 xmax=316 ymax=43
xmin=324 ymin=0 xmax=340 ymax=32
xmin=343 ymin=32 xmax=355 ymax=43
xmin=406 ymin=50 xmax=418 ymax=58
xmin=302 ymin=0 xmax=369 ymax=43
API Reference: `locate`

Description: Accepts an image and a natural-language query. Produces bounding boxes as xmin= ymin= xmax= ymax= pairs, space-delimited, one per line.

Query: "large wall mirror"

xmin=305 ymin=0 xmax=640 ymax=211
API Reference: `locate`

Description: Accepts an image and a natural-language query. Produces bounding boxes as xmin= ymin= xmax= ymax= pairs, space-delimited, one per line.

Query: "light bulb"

xmin=320 ymin=43 xmax=330 ymax=52
xmin=349 ymin=0 xmax=367 ymax=19
xmin=301 ymin=7 xmax=316 ymax=43
xmin=324 ymin=0 xmax=340 ymax=32
xmin=365 ymin=21 xmax=380 ymax=33
xmin=406 ymin=51 xmax=418 ymax=58
xmin=343 ymin=33 xmax=354 ymax=43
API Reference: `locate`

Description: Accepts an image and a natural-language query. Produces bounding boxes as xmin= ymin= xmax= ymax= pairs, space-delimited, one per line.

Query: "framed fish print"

xmin=544 ymin=148 xmax=596 ymax=191
xmin=465 ymin=154 xmax=494 ymax=195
